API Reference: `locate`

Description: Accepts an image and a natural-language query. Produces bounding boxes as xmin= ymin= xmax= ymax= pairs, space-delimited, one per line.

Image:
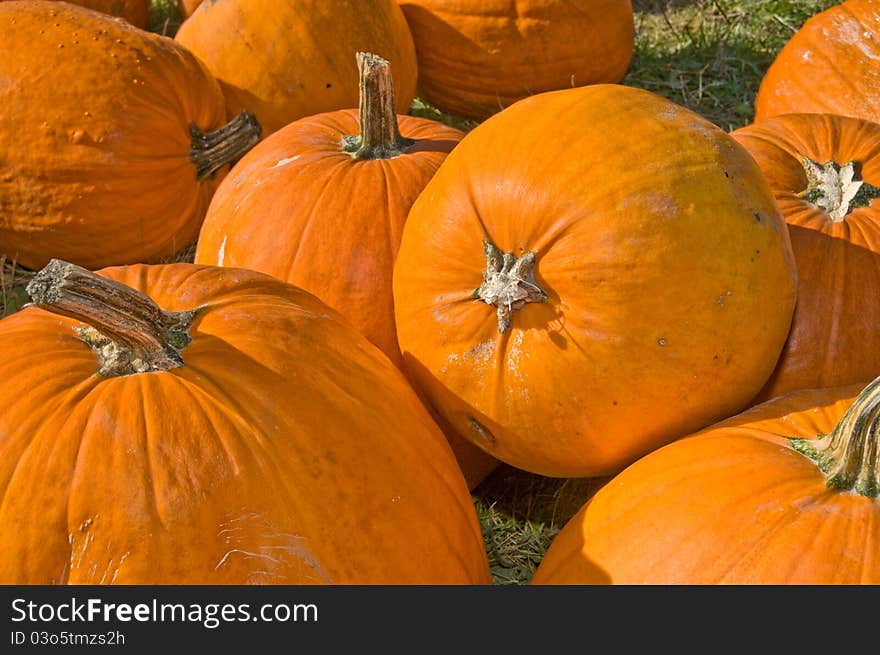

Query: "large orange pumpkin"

xmin=731 ymin=113 xmax=880 ymax=402
xmin=398 ymin=0 xmax=634 ymax=120
xmin=174 ymin=0 xmax=418 ymax=137
xmin=194 ymin=53 xmax=499 ymax=489
xmin=532 ymin=376 xmax=880 ymax=584
xmin=393 ymin=84 xmax=798 ymax=478
xmin=755 ymin=0 xmax=880 ymax=124
xmin=0 ymin=1 xmax=261 ymax=270
xmin=0 ymin=259 xmax=491 ymax=584
xmin=0 ymin=0 xmax=150 ymax=26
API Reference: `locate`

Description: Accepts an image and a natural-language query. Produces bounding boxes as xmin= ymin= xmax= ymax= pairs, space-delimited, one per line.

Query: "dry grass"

xmin=0 ymin=257 xmax=33 ymax=318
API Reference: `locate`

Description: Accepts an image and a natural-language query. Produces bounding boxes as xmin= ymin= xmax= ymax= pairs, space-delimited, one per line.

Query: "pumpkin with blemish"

xmin=392 ymin=84 xmax=798 ymax=478
xmin=755 ymin=0 xmax=880 ymax=124
xmin=532 ymin=377 xmax=880 ymax=584
xmin=194 ymin=53 xmax=500 ymax=489
xmin=0 ymin=1 xmax=261 ymax=270
xmin=732 ymin=113 xmax=880 ymax=402
xmin=0 ymin=260 xmax=491 ymax=584
xmin=174 ymin=0 xmax=418 ymax=137
xmin=398 ymin=0 xmax=634 ymax=120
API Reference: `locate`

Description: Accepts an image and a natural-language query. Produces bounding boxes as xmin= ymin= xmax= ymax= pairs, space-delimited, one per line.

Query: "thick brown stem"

xmin=25 ymin=259 xmax=196 ymax=376
xmin=341 ymin=52 xmax=414 ymax=160
xmin=791 ymin=375 xmax=880 ymax=497
xmin=190 ymin=109 xmax=262 ymax=181
xmin=474 ymin=241 xmax=547 ymax=333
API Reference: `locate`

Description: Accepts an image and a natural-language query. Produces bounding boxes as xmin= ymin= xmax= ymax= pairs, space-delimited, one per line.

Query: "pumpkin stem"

xmin=189 ymin=109 xmax=262 ymax=181
xmin=790 ymin=375 xmax=880 ymax=497
xmin=341 ymin=51 xmax=414 ymax=160
xmin=798 ymin=157 xmax=880 ymax=221
xmin=473 ymin=241 xmax=548 ymax=333
xmin=25 ymin=259 xmax=197 ymax=377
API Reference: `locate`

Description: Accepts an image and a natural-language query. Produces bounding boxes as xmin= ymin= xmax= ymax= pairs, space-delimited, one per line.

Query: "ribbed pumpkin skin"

xmin=174 ymin=0 xmax=418 ymax=137
xmin=731 ymin=113 xmax=880 ymax=402
xmin=195 ymin=110 xmax=462 ymax=367
xmin=0 ymin=264 xmax=491 ymax=585
xmin=393 ymin=84 xmax=798 ymax=478
xmin=531 ymin=383 xmax=880 ymax=584
xmin=755 ymin=0 xmax=880 ymax=124
xmin=193 ymin=109 xmax=501 ymax=490
xmin=398 ymin=0 xmax=634 ymax=120
xmin=0 ymin=0 xmax=150 ymax=26
xmin=0 ymin=1 xmax=230 ymax=270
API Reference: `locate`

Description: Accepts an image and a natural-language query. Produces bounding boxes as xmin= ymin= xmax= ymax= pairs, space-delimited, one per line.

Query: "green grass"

xmin=625 ymin=0 xmax=839 ymax=131
xmin=1 ymin=0 xmax=847 ymax=585
xmin=149 ymin=0 xmax=183 ymax=37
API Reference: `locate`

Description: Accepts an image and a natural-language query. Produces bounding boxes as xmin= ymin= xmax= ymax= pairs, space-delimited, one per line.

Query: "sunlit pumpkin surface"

xmin=532 ymin=383 xmax=880 ymax=584
xmin=0 ymin=264 xmax=491 ymax=584
xmin=0 ymin=1 xmax=232 ymax=270
xmin=755 ymin=0 xmax=880 ymax=124
xmin=175 ymin=0 xmax=418 ymax=137
xmin=394 ymin=83 xmax=798 ymax=478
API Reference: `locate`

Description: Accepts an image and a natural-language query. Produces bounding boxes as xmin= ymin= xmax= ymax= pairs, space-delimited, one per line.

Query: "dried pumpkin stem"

xmin=341 ymin=51 xmax=414 ymax=160
xmin=189 ymin=109 xmax=262 ymax=181
xmin=25 ymin=259 xmax=196 ymax=377
xmin=474 ymin=241 xmax=548 ymax=333
xmin=799 ymin=157 xmax=880 ymax=221
xmin=790 ymin=375 xmax=880 ymax=497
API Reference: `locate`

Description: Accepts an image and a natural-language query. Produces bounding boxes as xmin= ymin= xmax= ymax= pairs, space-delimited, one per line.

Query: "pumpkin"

xmin=731 ymin=113 xmax=880 ymax=402
xmin=392 ymin=84 xmax=798 ymax=478
xmin=532 ymin=376 xmax=880 ymax=584
xmin=398 ymin=0 xmax=634 ymax=120
xmin=174 ymin=0 xmax=418 ymax=137
xmin=194 ymin=52 xmax=500 ymax=490
xmin=755 ymin=0 xmax=880 ymax=124
xmin=0 ymin=1 xmax=261 ymax=271
xmin=0 ymin=259 xmax=492 ymax=584
xmin=178 ymin=0 xmax=201 ymax=17
xmin=0 ymin=0 xmax=150 ymax=26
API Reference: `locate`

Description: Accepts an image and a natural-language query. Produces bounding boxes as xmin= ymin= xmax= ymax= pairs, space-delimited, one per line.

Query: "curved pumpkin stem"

xmin=341 ymin=52 xmax=414 ymax=160
xmin=189 ymin=109 xmax=262 ymax=181
xmin=799 ymin=157 xmax=880 ymax=221
xmin=25 ymin=259 xmax=196 ymax=377
xmin=791 ymin=375 xmax=880 ymax=497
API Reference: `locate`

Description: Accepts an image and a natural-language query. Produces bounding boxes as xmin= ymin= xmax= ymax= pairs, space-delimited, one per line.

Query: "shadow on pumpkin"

xmin=749 ymin=223 xmax=880 ymax=406
xmin=398 ymin=5 xmax=509 ymax=118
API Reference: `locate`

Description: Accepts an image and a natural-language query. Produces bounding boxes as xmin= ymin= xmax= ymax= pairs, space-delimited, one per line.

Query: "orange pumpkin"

xmin=0 ymin=259 xmax=491 ymax=584
xmin=398 ymin=0 xmax=634 ymax=120
xmin=194 ymin=53 xmax=499 ymax=489
xmin=731 ymin=113 xmax=880 ymax=402
xmin=0 ymin=0 xmax=150 ymax=26
xmin=532 ymin=376 xmax=880 ymax=584
xmin=174 ymin=0 xmax=417 ymax=137
xmin=755 ymin=0 xmax=880 ymax=124
xmin=393 ymin=84 xmax=798 ymax=478
xmin=178 ymin=0 xmax=201 ymax=17
xmin=0 ymin=1 xmax=261 ymax=270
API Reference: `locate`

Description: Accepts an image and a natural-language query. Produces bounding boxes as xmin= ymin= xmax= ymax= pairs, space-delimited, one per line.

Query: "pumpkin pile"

xmin=1 ymin=0 xmax=878 ymax=585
